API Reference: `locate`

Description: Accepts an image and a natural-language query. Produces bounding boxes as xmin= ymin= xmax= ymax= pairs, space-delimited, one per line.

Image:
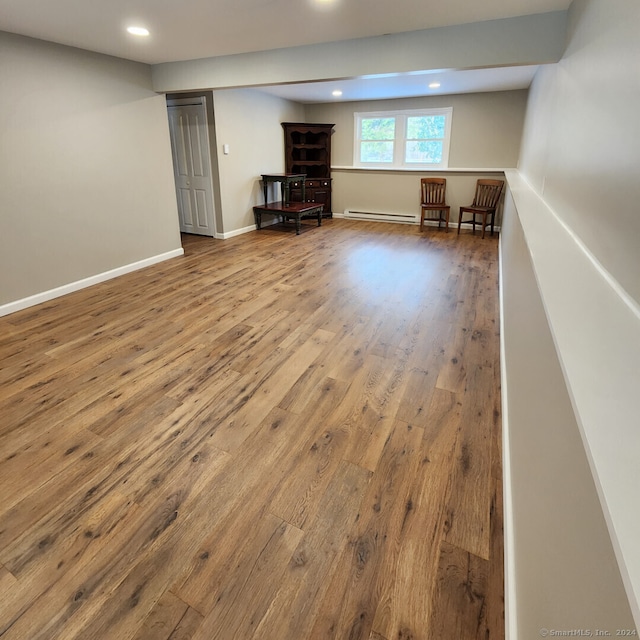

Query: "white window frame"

xmin=354 ymin=107 xmax=453 ymax=169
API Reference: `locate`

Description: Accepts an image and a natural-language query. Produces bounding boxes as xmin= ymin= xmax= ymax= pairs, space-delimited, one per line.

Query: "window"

xmin=354 ymin=107 xmax=453 ymax=169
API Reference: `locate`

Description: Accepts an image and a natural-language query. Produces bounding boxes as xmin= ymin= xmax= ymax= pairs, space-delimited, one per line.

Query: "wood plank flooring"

xmin=0 ymin=219 xmax=503 ymax=639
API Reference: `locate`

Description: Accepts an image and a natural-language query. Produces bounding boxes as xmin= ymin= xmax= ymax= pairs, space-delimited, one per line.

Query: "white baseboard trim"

xmin=334 ymin=211 xmax=501 ymax=232
xmin=217 ymin=224 xmax=259 ymax=239
xmin=0 ymin=248 xmax=184 ymax=318
xmin=217 ymin=216 xmax=292 ymax=240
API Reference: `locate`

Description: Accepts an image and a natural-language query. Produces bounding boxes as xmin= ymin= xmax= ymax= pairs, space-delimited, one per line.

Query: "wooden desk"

xmin=261 ymin=173 xmax=306 ymax=206
xmin=253 ymin=201 xmax=323 ymax=235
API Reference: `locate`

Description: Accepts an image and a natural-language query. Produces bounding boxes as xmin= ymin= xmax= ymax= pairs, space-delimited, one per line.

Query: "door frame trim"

xmin=167 ymin=96 xmax=218 ymax=237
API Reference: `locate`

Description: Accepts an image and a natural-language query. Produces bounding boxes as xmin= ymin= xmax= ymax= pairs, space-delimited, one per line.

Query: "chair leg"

xmin=481 ymin=212 xmax=487 ymax=239
xmin=490 ymin=210 xmax=495 ymax=236
xmin=457 ymin=209 xmax=462 ymax=234
xmin=421 ymin=208 xmax=451 ymax=231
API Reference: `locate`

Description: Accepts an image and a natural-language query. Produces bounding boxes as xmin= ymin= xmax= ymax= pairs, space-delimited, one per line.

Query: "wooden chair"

xmin=457 ymin=179 xmax=504 ymax=238
xmin=420 ymin=177 xmax=450 ymax=231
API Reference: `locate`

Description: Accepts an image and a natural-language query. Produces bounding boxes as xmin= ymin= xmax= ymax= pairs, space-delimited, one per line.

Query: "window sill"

xmin=332 ymin=165 xmax=509 ymax=173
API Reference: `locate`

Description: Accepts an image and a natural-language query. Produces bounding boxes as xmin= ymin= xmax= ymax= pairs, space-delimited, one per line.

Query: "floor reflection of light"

xmin=344 ymin=242 xmax=439 ymax=308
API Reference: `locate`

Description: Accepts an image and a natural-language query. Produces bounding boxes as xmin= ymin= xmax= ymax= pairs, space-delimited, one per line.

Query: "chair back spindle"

xmin=472 ymin=181 xmax=503 ymax=209
xmin=422 ymin=178 xmax=446 ymax=205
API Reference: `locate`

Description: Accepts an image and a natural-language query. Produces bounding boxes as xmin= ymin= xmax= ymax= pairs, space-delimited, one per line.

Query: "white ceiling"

xmin=0 ymin=0 xmax=569 ymax=102
xmin=256 ymin=66 xmax=542 ymax=104
xmin=1 ymin=0 xmax=570 ymax=65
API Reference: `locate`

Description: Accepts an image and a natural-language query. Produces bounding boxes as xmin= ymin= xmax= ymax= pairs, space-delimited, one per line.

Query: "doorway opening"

xmin=166 ymin=96 xmax=217 ymax=238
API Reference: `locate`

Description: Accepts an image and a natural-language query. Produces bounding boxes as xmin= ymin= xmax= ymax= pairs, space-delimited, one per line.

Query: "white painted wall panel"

xmin=0 ymin=32 xmax=181 ymax=307
xmin=212 ymin=89 xmax=304 ymax=233
xmin=505 ymin=0 xmax=640 ymax=632
xmin=519 ymin=0 xmax=640 ymax=304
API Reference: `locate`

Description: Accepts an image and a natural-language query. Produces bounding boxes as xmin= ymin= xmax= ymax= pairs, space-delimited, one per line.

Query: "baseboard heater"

xmin=343 ymin=209 xmax=419 ymax=224
xmin=342 ymin=209 xmax=501 ymax=232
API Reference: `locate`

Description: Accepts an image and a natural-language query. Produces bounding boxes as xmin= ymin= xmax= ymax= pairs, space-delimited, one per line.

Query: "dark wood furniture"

xmin=282 ymin=123 xmax=334 ymax=216
xmin=420 ymin=177 xmax=450 ymax=231
xmin=457 ymin=179 xmax=505 ymax=239
xmin=255 ymin=173 xmax=323 ymax=235
xmin=289 ymin=178 xmax=332 ymax=215
xmin=261 ymin=173 xmax=306 ymax=207
xmin=253 ymin=201 xmax=323 ymax=235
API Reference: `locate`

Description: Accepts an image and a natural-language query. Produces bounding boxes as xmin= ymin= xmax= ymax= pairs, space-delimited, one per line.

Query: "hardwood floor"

xmin=0 ymin=219 xmax=503 ymax=640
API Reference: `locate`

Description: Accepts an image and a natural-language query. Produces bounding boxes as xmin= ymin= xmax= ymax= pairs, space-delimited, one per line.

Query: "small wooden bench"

xmin=253 ymin=201 xmax=324 ymax=235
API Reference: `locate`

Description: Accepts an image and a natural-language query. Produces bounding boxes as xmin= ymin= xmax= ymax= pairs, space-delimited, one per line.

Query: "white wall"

xmin=502 ymin=0 xmax=640 ymax=634
xmin=151 ymin=12 xmax=555 ymax=235
xmin=329 ymin=170 xmax=505 ymax=225
xmin=518 ymin=0 xmax=640 ymax=305
xmin=501 ymin=188 xmax=636 ymax=637
xmin=306 ymin=91 xmax=527 ymax=169
xmin=212 ymin=89 xmax=304 ymax=234
xmin=305 ymin=91 xmax=526 ymax=219
xmin=208 ymin=87 xmax=524 ymax=231
xmin=0 ymin=32 xmax=182 ymax=309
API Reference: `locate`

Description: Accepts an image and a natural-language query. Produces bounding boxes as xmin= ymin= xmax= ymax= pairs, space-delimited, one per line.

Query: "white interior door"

xmin=167 ymin=101 xmax=216 ymax=236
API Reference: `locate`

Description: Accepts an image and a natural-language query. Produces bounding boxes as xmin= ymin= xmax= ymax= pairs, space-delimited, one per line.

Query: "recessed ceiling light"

xmin=127 ymin=26 xmax=150 ymax=37
xmin=429 ymin=82 xmax=441 ymax=89
xmin=312 ymin=0 xmax=338 ymax=10
xmin=332 ymin=90 xmax=343 ymax=97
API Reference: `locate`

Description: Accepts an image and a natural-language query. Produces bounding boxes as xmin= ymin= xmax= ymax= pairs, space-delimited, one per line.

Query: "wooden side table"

xmin=261 ymin=173 xmax=306 ymax=206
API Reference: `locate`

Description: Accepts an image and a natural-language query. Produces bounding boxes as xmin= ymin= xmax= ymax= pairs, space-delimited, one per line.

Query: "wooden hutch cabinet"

xmin=282 ymin=122 xmax=334 ymax=217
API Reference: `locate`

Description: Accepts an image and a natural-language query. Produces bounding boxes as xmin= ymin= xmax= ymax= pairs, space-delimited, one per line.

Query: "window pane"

xmin=361 ymin=141 xmax=394 ymax=163
xmin=361 ymin=118 xmax=395 ymax=141
xmin=405 ymin=140 xmax=443 ymax=164
xmin=407 ymin=115 xmax=446 ymax=139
